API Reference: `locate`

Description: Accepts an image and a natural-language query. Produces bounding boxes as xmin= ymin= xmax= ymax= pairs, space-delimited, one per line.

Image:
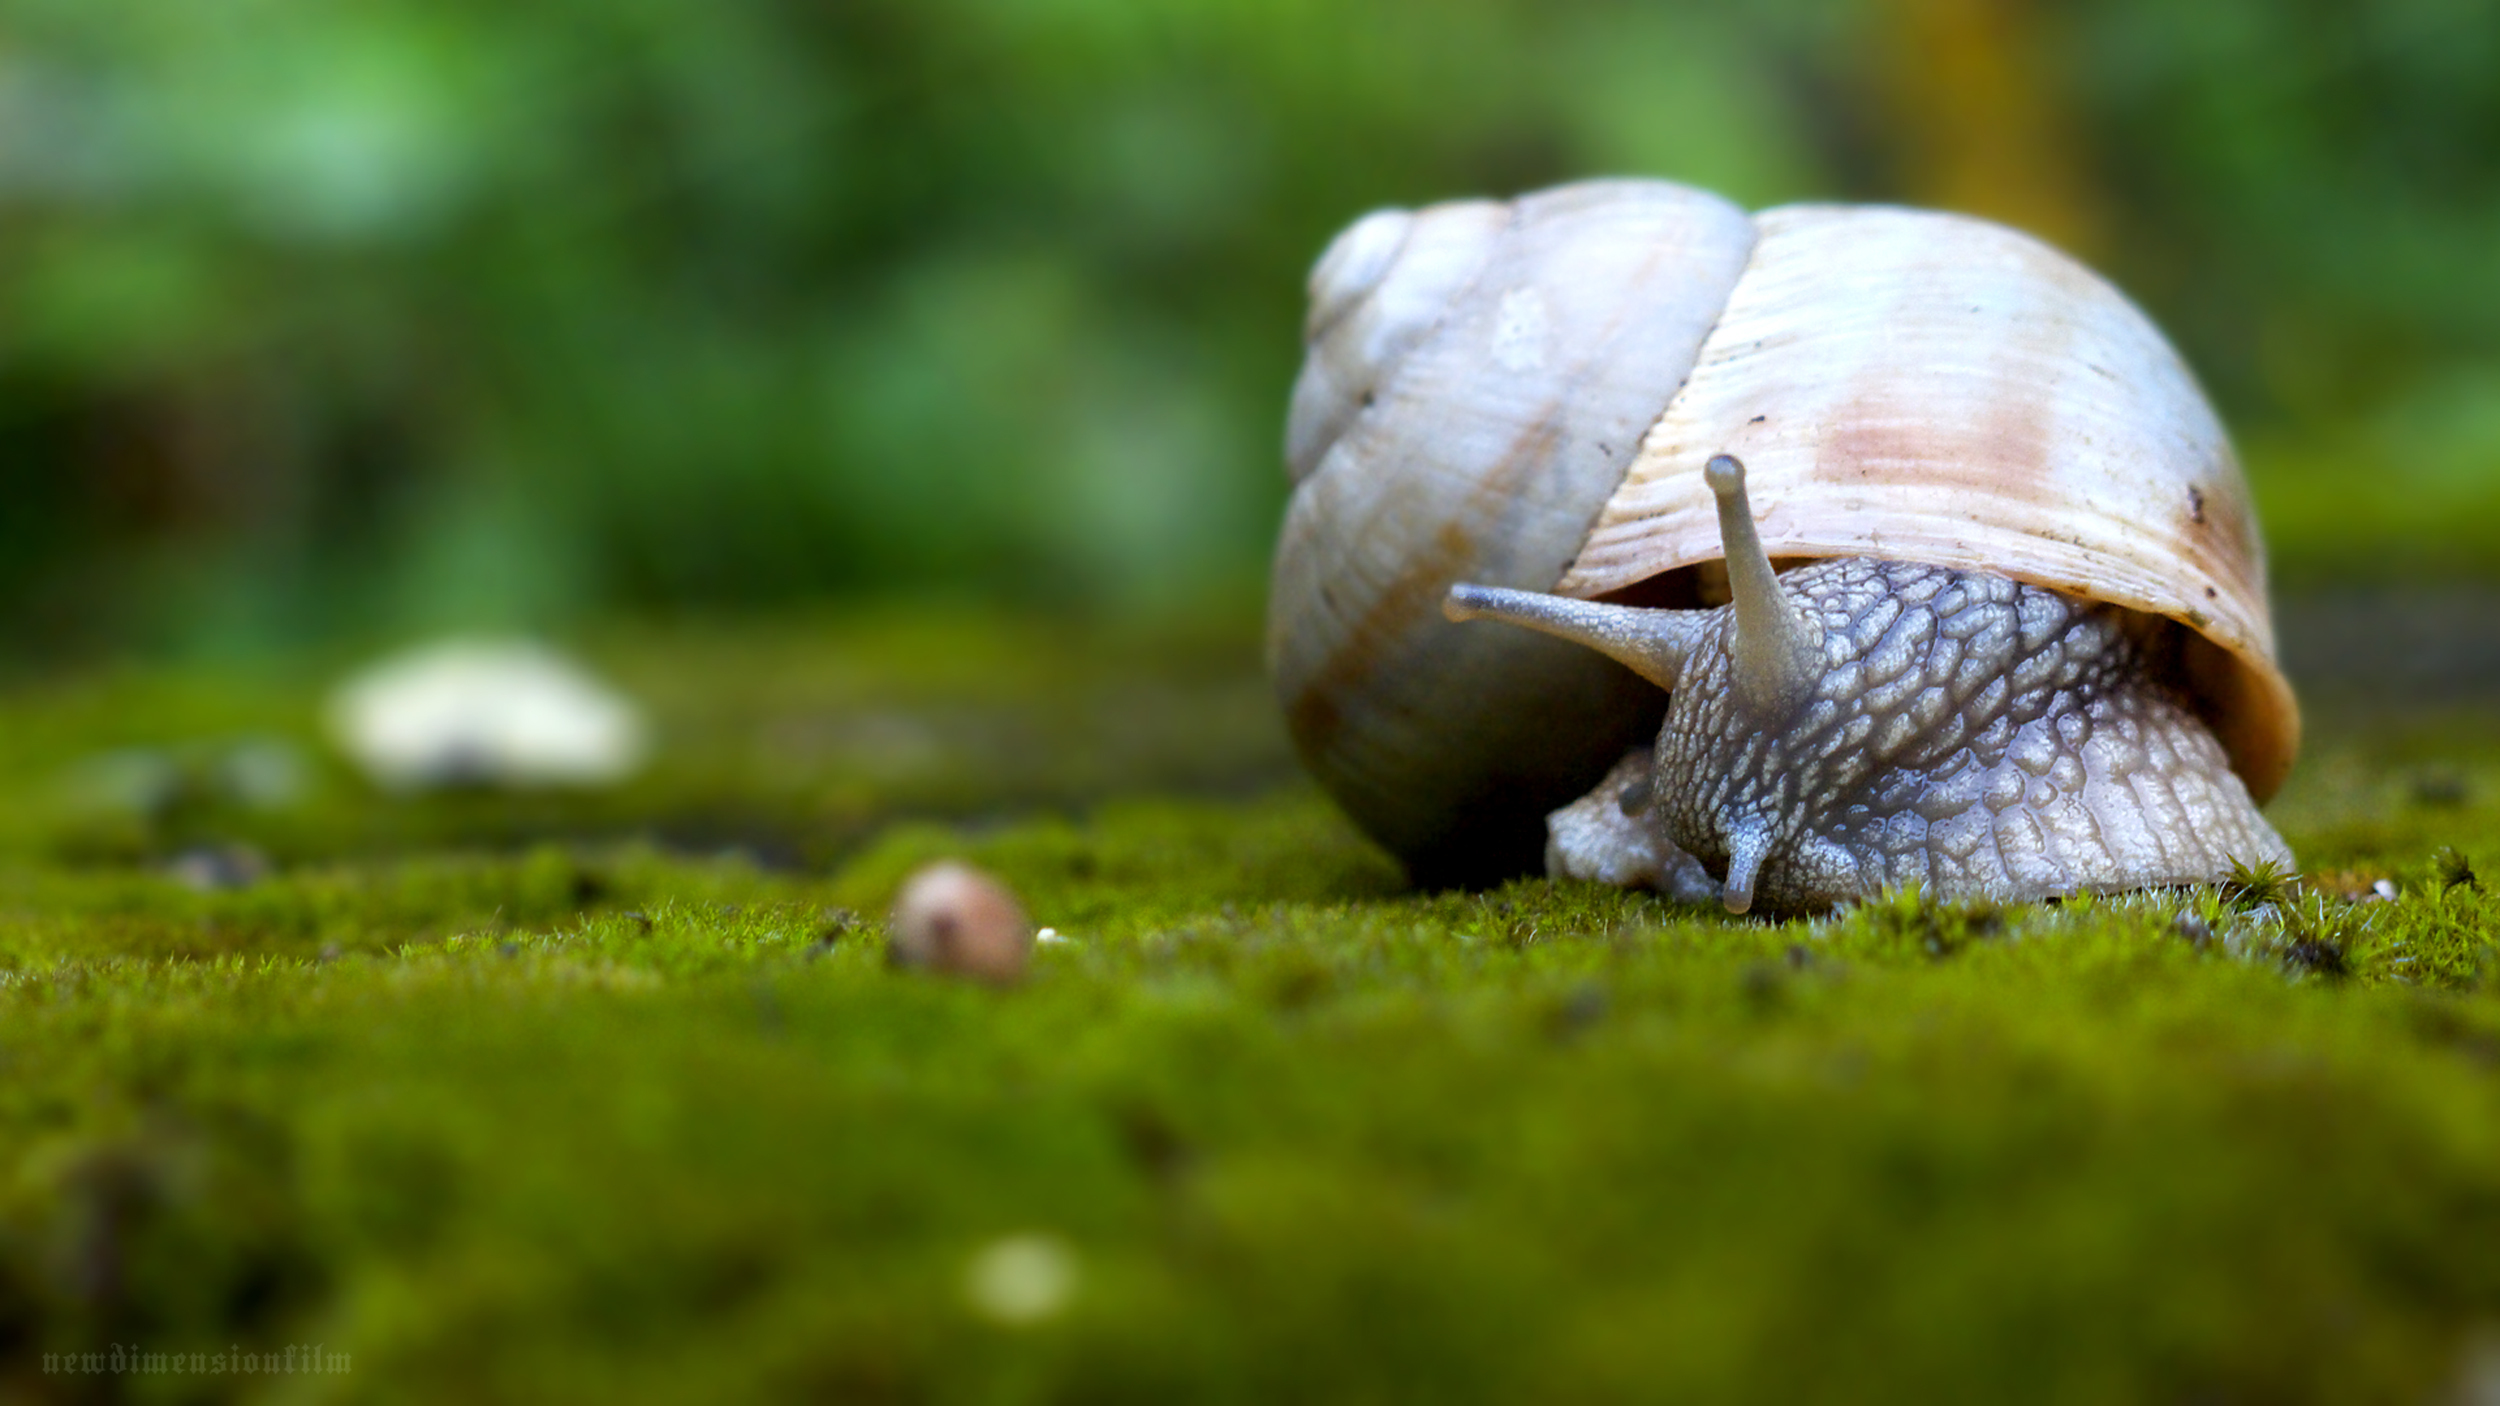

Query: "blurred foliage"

xmin=1 ymin=608 xmax=1291 ymax=872
xmin=0 ymin=0 xmax=2496 ymax=654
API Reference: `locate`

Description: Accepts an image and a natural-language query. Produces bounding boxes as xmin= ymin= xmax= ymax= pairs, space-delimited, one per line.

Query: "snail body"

xmin=1447 ymin=458 xmax=2291 ymax=914
xmin=1270 ymin=178 xmax=2298 ymax=910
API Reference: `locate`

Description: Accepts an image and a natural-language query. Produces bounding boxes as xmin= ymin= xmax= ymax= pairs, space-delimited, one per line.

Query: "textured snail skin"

xmin=1612 ymin=558 xmax=2292 ymax=916
xmin=1546 ymin=750 xmax=1724 ymax=902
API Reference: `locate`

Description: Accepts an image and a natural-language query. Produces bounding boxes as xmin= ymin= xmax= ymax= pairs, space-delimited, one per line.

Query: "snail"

xmin=1268 ymin=178 xmax=2298 ymax=912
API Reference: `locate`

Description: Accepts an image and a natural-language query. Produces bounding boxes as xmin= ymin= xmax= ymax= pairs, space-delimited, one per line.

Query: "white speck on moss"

xmin=964 ymin=1234 xmax=1078 ymax=1326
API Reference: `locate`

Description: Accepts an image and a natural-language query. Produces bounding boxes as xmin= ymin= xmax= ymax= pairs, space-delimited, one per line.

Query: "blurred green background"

xmin=0 ymin=0 xmax=2494 ymax=659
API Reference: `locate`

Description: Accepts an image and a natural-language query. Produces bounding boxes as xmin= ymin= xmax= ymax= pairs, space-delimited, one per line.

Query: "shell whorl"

xmin=1284 ymin=204 xmax=1504 ymax=485
xmin=1267 ymin=180 xmax=1757 ymax=882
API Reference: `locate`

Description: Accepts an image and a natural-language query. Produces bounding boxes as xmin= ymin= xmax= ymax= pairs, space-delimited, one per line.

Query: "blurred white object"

xmin=328 ymin=639 xmax=647 ymax=790
xmin=219 ymin=738 xmax=311 ymax=809
xmin=963 ymin=1234 xmax=1078 ymax=1326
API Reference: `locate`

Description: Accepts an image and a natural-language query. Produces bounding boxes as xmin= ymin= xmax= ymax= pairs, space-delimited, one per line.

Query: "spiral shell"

xmin=1268 ymin=180 xmax=1757 ymax=881
xmin=1269 ymin=179 xmax=2297 ymax=882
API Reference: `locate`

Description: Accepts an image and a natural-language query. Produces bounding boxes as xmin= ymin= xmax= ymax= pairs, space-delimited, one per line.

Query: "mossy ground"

xmin=4 ymin=610 xmax=2500 ymax=1403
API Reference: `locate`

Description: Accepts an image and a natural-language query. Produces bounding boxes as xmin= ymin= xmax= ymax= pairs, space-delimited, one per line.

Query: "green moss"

xmin=2 ymin=609 xmax=2499 ymax=1401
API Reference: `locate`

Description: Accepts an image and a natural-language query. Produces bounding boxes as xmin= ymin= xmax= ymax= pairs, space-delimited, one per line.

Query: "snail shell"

xmin=1269 ymin=178 xmax=2297 ymax=889
xmin=1270 ymin=181 xmax=1756 ymax=883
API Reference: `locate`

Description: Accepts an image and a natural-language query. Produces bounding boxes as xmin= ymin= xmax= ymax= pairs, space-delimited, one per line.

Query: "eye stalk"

xmin=1702 ymin=455 xmax=1820 ymax=714
xmin=1440 ymin=584 xmax=1702 ymax=691
xmin=1442 ymin=453 xmax=1815 ymax=717
xmin=1444 ymin=452 xmax=1824 ymax=918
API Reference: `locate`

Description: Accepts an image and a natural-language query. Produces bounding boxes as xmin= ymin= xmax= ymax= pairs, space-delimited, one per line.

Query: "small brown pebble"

xmin=2313 ymin=868 xmax=2390 ymax=904
xmin=888 ymin=861 xmax=1032 ymax=984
